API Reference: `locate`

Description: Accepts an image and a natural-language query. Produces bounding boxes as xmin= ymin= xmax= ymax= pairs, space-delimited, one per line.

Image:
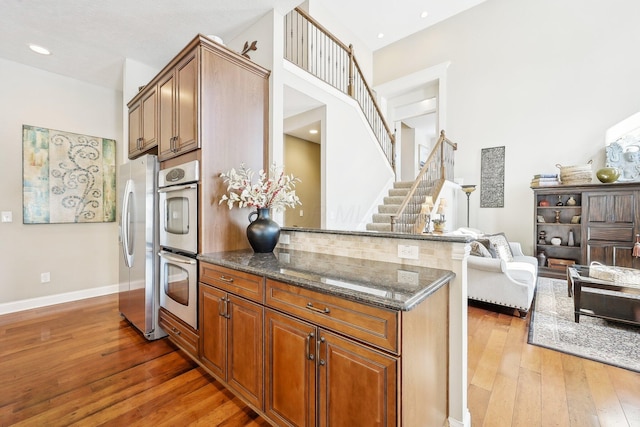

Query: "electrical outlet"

xmin=1 ymin=211 xmax=12 ymax=223
xmin=280 ymin=234 xmax=290 ymax=244
xmin=299 ymin=209 xmax=304 ymax=217
xmin=41 ymin=272 xmax=50 ymax=283
xmin=397 ymin=244 xmax=419 ymax=260
xmin=397 ymin=270 xmax=419 ymax=285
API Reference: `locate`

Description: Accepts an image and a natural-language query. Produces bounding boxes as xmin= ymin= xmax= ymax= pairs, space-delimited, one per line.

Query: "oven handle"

xmin=158 ymin=183 xmax=197 ymax=193
xmin=158 ymin=250 xmax=197 ymax=265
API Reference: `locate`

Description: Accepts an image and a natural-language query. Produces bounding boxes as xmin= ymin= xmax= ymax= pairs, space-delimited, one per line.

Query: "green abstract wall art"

xmin=22 ymin=125 xmax=116 ymax=224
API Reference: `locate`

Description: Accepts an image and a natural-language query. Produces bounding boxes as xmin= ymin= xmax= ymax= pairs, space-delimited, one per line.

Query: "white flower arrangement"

xmin=219 ymin=163 xmax=302 ymax=211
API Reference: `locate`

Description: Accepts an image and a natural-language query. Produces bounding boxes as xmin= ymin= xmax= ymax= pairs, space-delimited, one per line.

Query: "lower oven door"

xmin=159 ymin=250 xmax=198 ymax=329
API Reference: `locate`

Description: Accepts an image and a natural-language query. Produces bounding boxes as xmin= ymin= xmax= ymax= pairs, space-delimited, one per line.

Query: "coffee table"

xmin=567 ymin=265 xmax=640 ymax=326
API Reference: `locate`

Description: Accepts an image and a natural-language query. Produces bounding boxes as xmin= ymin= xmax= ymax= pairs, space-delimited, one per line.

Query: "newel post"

xmin=347 ymin=44 xmax=354 ymax=97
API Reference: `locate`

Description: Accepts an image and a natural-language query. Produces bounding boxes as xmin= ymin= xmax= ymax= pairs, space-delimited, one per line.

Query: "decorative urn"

xmin=596 ymin=167 xmax=620 ymax=183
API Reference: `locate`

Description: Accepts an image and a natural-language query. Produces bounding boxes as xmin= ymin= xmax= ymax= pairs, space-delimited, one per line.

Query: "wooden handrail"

xmin=390 ymin=130 xmax=457 ymax=233
xmin=284 ymin=7 xmax=396 ymax=172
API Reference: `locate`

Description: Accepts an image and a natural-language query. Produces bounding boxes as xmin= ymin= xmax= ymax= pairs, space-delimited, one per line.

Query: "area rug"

xmin=528 ymin=277 xmax=640 ymax=372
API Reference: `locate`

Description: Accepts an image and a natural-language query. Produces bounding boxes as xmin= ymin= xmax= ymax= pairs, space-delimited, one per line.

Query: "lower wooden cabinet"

xmin=192 ymin=261 xmax=449 ymax=427
xmin=159 ymin=307 xmax=199 ymax=358
xmin=264 ymin=309 xmax=397 ymax=427
xmin=199 ymin=283 xmax=264 ymax=410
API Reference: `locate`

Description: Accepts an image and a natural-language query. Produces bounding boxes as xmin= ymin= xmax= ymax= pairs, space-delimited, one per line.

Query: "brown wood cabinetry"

xmin=264 ymin=309 xmax=396 ymax=427
xmin=127 ymin=87 xmax=157 ymax=158
xmin=533 ymin=182 xmax=640 ymax=277
xmin=158 ymin=50 xmax=198 ymax=160
xmin=158 ymin=307 xmax=198 ymax=358
xmin=583 ymin=190 xmax=640 ymax=268
xmin=126 ymin=35 xmax=270 ymax=241
xmin=196 ymin=260 xmax=450 ymax=427
xmin=199 ymin=264 xmax=265 ymax=410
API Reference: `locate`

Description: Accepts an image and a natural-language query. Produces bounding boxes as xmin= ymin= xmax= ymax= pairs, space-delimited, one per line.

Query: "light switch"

xmin=1 ymin=211 xmax=12 ymax=223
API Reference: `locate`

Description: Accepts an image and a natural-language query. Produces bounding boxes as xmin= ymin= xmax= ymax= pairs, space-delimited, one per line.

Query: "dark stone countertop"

xmin=198 ymin=249 xmax=455 ymax=312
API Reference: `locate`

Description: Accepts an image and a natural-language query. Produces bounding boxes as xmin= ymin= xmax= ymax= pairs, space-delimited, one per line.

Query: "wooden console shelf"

xmin=533 ymin=182 xmax=640 ymax=278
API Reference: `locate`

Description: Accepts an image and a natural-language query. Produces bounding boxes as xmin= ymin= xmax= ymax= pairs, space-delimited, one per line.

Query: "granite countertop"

xmin=198 ymin=249 xmax=455 ymax=311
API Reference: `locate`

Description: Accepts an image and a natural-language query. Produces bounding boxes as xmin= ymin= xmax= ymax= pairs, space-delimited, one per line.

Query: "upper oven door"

xmin=159 ymin=183 xmax=198 ymax=253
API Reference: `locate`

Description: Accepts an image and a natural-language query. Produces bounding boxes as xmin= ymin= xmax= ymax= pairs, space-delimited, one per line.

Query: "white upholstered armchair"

xmin=466 ymin=236 xmax=538 ymax=317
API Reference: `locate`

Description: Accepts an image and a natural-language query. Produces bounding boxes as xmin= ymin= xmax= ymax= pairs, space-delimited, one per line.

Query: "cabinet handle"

xmin=218 ymin=298 xmax=225 ymax=317
xmin=317 ymin=336 xmax=326 ymax=366
xmin=223 ymin=297 xmax=230 ymax=319
xmin=306 ymin=332 xmax=315 ymax=361
xmin=137 ymin=137 xmax=143 ymax=150
xmin=306 ymin=302 xmax=330 ymax=315
xmin=171 ymin=136 xmax=178 ymax=152
xmin=218 ymin=275 xmax=234 ymax=283
xmin=172 ymin=327 xmax=181 ymax=336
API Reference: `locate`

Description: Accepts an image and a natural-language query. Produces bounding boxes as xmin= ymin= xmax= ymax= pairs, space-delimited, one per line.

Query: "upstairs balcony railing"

xmin=390 ymin=131 xmax=457 ymax=233
xmin=284 ymin=7 xmax=396 ymax=172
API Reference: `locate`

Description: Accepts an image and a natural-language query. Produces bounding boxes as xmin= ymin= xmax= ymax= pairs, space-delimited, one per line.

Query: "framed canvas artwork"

xmin=22 ymin=125 xmax=116 ymax=224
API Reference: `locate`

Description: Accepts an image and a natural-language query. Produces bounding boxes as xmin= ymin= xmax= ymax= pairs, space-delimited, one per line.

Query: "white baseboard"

xmin=0 ymin=285 xmax=119 ymax=315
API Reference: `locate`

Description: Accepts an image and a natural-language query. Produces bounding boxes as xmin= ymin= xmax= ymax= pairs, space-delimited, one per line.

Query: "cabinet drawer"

xmin=159 ymin=307 xmax=199 ymax=358
xmin=200 ymin=263 xmax=264 ymax=303
xmin=588 ymin=226 xmax=634 ymax=242
xmin=266 ymin=279 xmax=398 ymax=353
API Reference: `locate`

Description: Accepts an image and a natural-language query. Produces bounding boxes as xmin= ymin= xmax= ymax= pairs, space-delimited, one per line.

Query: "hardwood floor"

xmin=1 ymin=295 xmax=638 ymax=426
xmin=468 ymin=302 xmax=640 ymax=427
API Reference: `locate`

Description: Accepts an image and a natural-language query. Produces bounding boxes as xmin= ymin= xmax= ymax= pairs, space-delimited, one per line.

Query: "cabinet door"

xmin=265 ymin=309 xmax=316 ymax=427
xmin=127 ymin=101 xmax=142 ymax=156
xmin=141 ymin=87 xmax=157 ymax=148
xmin=227 ymin=295 xmax=263 ymax=410
xmin=587 ymin=242 xmax=640 ymax=268
xmin=158 ymin=71 xmax=175 ymax=159
xmin=585 ymin=192 xmax=635 ymax=224
xmin=199 ymin=284 xmax=227 ymax=379
xmin=318 ymin=329 xmax=397 ymax=427
xmin=174 ymin=52 xmax=198 ymax=154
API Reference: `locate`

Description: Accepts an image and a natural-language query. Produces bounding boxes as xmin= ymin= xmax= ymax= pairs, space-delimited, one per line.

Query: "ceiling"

xmin=0 ymin=0 xmax=486 ymax=91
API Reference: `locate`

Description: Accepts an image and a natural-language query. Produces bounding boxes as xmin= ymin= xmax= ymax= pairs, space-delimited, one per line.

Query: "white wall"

xmin=283 ymin=61 xmax=394 ymax=230
xmin=374 ymin=0 xmax=640 ymax=253
xmin=0 ymin=58 xmax=122 ymax=309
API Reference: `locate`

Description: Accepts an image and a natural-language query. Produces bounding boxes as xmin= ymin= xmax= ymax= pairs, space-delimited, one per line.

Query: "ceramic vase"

xmin=247 ymin=208 xmax=280 ymax=253
xmin=596 ymin=167 xmax=620 ymax=183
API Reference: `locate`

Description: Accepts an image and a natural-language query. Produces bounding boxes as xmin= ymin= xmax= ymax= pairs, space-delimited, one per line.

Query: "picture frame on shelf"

xmin=537 ymin=215 xmax=545 ymax=223
xmin=571 ymin=215 xmax=581 ymax=224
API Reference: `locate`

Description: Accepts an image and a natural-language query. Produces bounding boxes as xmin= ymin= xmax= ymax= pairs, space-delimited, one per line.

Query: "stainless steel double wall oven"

xmin=158 ymin=159 xmax=199 ymax=329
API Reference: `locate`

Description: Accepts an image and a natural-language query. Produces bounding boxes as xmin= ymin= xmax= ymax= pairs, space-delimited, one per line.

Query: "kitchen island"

xmin=195 ymin=248 xmax=454 ymax=427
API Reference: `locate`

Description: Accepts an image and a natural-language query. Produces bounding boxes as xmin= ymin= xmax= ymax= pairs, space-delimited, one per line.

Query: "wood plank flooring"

xmin=468 ymin=302 xmax=640 ymax=427
xmin=1 ymin=295 xmax=638 ymax=426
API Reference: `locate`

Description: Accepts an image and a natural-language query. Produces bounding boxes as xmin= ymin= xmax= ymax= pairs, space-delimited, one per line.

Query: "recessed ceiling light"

xmin=309 ymin=129 xmax=318 ymax=134
xmin=29 ymin=44 xmax=51 ymax=55
xmin=377 ymin=33 xmax=384 ymax=39
xmin=421 ymin=11 xmax=429 ymax=19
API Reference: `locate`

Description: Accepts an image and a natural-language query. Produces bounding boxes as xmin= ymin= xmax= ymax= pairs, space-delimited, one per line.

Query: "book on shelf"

xmin=532 ymin=173 xmax=559 ymax=179
xmin=530 ymin=178 xmax=560 ymax=187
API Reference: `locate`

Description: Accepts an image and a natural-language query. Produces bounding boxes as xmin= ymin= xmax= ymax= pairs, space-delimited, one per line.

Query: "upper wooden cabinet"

xmin=127 ymin=87 xmax=157 ymax=158
xmin=158 ymin=50 xmax=198 ymax=160
xmin=127 ymin=35 xmax=270 ymax=165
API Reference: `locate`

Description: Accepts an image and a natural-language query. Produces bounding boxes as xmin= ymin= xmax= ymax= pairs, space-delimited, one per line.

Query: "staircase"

xmin=366 ymin=181 xmax=416 ymax=232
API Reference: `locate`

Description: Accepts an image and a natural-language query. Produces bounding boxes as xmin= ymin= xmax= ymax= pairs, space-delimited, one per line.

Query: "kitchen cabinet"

xmin=197 ymin=250 xmax=452 ymax=427
xmin=158 ymin=50 xmax=198 ymax=160
xmin=199 ymin=263 xmax=264 ymax=410
xmin=265 ymin=309 xmax=396 ymax=427
xmin=127 ymin=87 xmax=157 ymax=158
xmin=158 ymin=307 xmax=198 ymax=358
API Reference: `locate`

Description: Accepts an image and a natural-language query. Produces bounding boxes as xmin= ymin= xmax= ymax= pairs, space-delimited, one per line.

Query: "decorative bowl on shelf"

xmin=596 ymin=167 xmax=620 ymax=183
